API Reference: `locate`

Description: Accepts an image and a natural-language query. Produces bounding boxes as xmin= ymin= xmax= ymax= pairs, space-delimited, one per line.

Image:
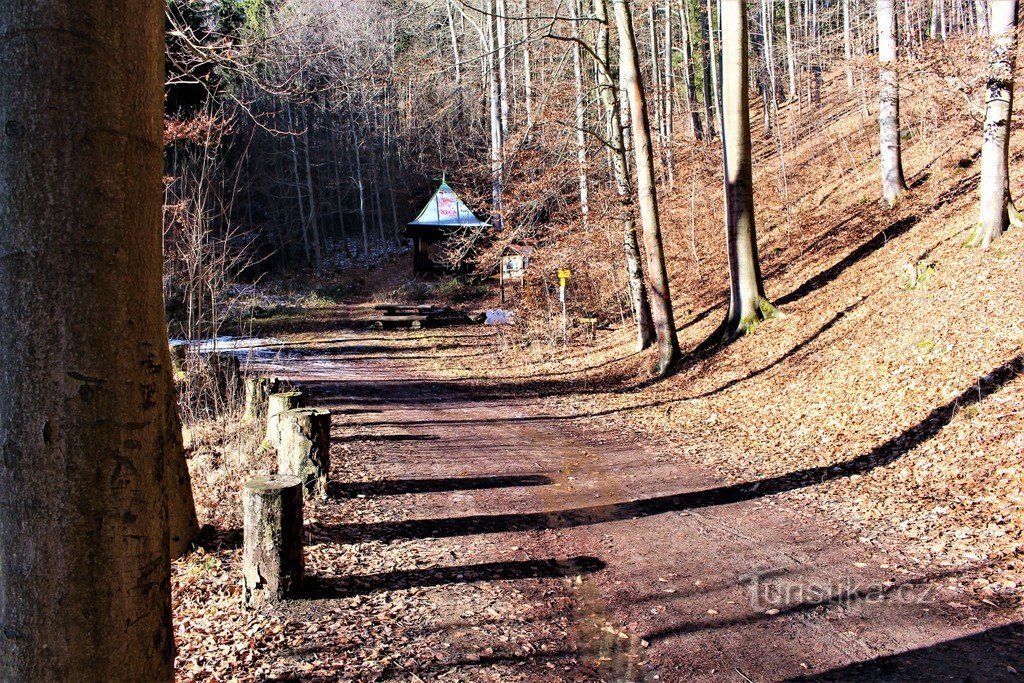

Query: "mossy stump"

xmin=265 ymin=391 xmax=305 ymax=445
xmin=242 ymin=474 xmax=304 ymax=608
xmin=244 ymin=376 xmax=280 ymax=422
xmin=277 ymin=408 xmax=331 ymax=498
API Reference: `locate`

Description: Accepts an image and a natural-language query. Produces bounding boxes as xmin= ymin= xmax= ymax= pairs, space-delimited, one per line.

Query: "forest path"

xmin=266 ymin=325 xmax=1022 ymax=682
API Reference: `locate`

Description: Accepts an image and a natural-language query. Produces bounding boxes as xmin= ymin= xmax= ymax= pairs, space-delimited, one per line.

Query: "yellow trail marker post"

xmin=557 ymin=269 xmax=571 ymax=344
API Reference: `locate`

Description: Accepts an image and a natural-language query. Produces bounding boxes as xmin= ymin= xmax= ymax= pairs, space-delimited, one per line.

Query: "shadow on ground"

xmin=301 ymin=556 xmax=605 ymax=598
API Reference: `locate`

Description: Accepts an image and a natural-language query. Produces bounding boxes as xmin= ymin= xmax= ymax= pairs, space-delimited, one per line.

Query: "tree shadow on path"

xmin=325 ymin=354 xmax=1023 ymax=544
xmin=301 ymin=556 xmax=605 ymax=598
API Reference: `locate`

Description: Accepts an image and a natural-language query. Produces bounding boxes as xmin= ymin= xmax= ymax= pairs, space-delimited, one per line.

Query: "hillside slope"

xmin=439 ymin=51 xmax=1024 ymax=608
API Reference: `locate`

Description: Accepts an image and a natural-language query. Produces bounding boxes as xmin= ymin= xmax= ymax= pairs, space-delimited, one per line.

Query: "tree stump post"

xmin=244 ymin=376 xmax=280 ymax=422
xmin=265 ymin=390 xmax=305 ymax=444
xmin=277 ymin=408 xmax=332 ymax=498
xmin=242 ymin=475 xmax=304 ymax=608
xmin=169 ymin=342 xmax=188 ymax=376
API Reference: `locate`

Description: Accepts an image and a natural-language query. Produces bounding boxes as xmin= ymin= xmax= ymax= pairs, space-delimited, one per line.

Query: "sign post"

xmin=557 ymin=269 xmax=571 ymax=344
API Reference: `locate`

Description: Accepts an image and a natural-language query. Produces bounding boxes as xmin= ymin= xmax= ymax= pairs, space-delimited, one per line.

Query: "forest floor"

xmin=173 ymin=59 xmax=1024 ymax=681
xmin=174 ymin=305 xmax=1023 ymax=682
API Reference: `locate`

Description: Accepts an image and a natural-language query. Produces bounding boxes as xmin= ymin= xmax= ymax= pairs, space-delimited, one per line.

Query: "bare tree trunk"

xmin=331 ymin=134 xmax=350 ymax=256
xmin=706 ymin=0 xmax=725 ymax=136
xmin=447 ymin=0 xmax=463 ymax=86
xmin=649 ymin=6 xmax=665 ymax=153
xmin=784 ymin=0 xmax=799 ymax=99
xmin=301 ymin=114 xmax=323 ymax=275
xmin=972 ymin=0 xmax=1020 ymax=247
xmin=844 ymin=0 xmax=856 ymax=89
xmin=614 ymin=0 xmax=682 ymax=375
xmin=488 ymin=0 xmax=505 ymax=228
xmin=497 ymin=0 xmax=510 ymax=136
xmin=878 ymin=0 xmax=909 ymax=206
xmin=663 ymin=0 xmax=676 ymax=186
xmin=976 ymin=0 xmax=990 ymax=34
xmin=523 ymin=0 xmax=535 ymax=132
xmin=571 ymin=0 xmax=590 ymax=224
xmin=678 ymin=0 xmax=704 ymax=138
xmin=348 ymin=109 xmax=371 ymax=262
xmin=287 ymin=104 xmax=312 ymax=264
xmin=699 ymin=3 xmax=718 ymax=137
xmin=596 ymin=0 xmax=656 ymax=350
xmin=709 ymin=0 xmax=777 ymax=344
xmin=0 ymin=3 xmax=179 ymax=678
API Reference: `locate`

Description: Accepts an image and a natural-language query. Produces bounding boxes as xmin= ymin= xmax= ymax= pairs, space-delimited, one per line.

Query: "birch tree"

xmin=972 ymin=0 xmax=1022 ymax=248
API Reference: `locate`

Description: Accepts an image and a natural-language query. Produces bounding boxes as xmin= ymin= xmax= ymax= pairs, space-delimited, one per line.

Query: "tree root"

xmin=699 ymin=297 xmax=780 ymax=350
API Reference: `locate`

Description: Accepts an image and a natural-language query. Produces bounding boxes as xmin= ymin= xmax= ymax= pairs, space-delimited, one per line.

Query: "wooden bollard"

xmin=242 ymin=475 xmax=304 ymax=607
xmin=244 ymin=376 xmax=280 ymax=422
xmin=277 ymin=408 xmax=331 ymax=498
xmin=265 ymin=390 xmax=305 ymax=444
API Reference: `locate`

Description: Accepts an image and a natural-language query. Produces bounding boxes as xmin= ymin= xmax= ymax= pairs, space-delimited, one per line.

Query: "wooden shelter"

xmin=406 ymin=182 xmax=489 ymax=274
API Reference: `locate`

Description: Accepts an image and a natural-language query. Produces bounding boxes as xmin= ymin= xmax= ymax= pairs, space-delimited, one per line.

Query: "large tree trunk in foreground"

xmin=972 ymin=0 xmax=1021 ymax=248
xmin=708 ymin=0 xmax=777 ymax=345
xmin=595 ymin=0 xmax=656 ymax=351
xmin=0 ymin=3 xmax=177 ymax=679
xmin=613 ymin=0 xmax=682 ymax=375
xmin=878 ymin=0 xmax=909 ymax=206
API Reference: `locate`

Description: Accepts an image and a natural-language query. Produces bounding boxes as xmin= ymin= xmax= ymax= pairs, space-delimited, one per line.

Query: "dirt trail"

xmin=267 ymin=328 xmax=1022 ymax=682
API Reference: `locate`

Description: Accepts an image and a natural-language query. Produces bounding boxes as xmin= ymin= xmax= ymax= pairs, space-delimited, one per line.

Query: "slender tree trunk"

xmin=287 ymin=104 xmax=312 ymax=264
xmin=844 ymin=0 xmax=856 ymax=89
xmin=301 ymin=114 xmax=323 ymax=275
xmin=332 ymin=131 xmax=350 ymax=255
xmin=649 ymin=6 xmax=665 ymax=152
xmin=0 ymin=3 xmax=179 ymax=678
xmin=523 ymin=0 xmax=535 ymax=132
xmin=972 ymin=0 xmax=1020 ymax=247
xmin=678 ymin=0 xmax=704 ymax=138
xmin=571 ymin=0 xmax=590 ymax=224
xmin=488 ymin=0 xmax=505 ymax=228
xmin=699 ymin=3 xmax=718 ymax=137
xmin=447 ymin=0 xmax=463 ymax=86
xmin=878 ymin=0 xmax=909 ymax=206
xmin=596 ymin=0 xmax=656 ymax=350
xmin=614 ymin=0 xmax=682 ymax=375
xmin=976 ymin=0 xmax=990 ymax=35
xmin=497 ymin=0 xmax=510 ymax=136
xmin=348 ymin=110 xmax=371 ymax=263
xmin=709 ymin=0 xmax=777 ymax=344
xmin=784 ymin=0 xmax=799 ymax=99
xmin=706 ymin=0 xmax=725 ymax=136
xmin=663 ymin=0 xmax=676 ymax=186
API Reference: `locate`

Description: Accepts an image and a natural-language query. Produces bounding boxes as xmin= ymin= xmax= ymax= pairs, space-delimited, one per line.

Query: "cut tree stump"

xmin=207 ymin=352 xmax=242 ymax=401
xmin=265 ymin=390 xmax=305 ymax=444
xmin=277 ymin=408 xmax=331 ymax=498
xmin=244 ymin=376 xmax=280 ymax=422
xmin=242 ymin=475 xmax=304 ymax=608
